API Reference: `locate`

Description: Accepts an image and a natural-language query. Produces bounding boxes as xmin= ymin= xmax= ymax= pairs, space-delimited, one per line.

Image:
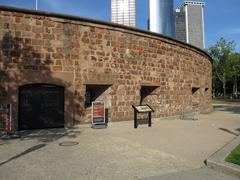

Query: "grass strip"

xmin=225 ymin=144 xmax=240 ymax=165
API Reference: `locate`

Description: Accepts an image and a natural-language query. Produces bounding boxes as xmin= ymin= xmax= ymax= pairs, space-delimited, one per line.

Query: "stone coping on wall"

xmin=0 ymin=5 xmax=212 ymax=63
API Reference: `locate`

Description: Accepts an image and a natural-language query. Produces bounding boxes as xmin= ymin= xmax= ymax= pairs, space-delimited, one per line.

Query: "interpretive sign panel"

xmin=132 ymin=104 xmax=154 ymax=128
xmin=132 ymin=105 xmax=154 ymax=113
xmin=92 ymin=101 xmax=105 ymax=125
xmin=135 ymin=105 xmax=153 ymax=113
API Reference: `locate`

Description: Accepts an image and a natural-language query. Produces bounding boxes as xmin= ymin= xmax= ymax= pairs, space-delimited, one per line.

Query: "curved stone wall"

xmin=0 ymin=6 xmax=212 ymax=129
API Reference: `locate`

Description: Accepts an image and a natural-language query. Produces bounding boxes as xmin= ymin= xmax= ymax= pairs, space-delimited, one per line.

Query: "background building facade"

xmin=175 ymin=1 xmax=205 ymax=49
xmin=111 ymin=0 xmax=136 ymax=27
xmin=149 ymin=0 xmax=175 ymax=37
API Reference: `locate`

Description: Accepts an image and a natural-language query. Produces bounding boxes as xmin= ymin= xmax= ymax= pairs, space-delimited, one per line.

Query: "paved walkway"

xmin=141 ymin=167 xmax=240 ymax=180
xmin=0 ymin=104 xmax=240 ymax=179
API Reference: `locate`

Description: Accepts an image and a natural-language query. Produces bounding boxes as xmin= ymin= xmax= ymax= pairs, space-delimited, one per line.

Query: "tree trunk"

xmin=212 ymin=80 xmax=215 ymax=98
xmin=237 ymin=77 xmax=238 ymax=99
xmin=233 ymin=76 xmax=238 ymax=99
xmin=236 ymin=76 xmax=238 ymax=99
xmin=223 ymin=81 xmax=226 ymax=99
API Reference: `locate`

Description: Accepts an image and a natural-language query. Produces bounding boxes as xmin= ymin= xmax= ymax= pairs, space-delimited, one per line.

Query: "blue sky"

xmin=0 ymin=0 xmax=239 ymax=51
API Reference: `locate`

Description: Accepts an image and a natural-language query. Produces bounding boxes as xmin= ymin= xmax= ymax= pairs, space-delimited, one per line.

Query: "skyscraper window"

xmin=111 ymin=0 xmax=136 ymax=27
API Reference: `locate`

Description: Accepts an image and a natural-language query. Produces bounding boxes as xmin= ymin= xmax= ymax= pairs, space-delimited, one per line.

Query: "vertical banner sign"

xmin=0 ymin=104 xmax=6 ymax=130
xmin=6 ymin=104 xmax=11 ymax=131
xmin=92 ymin=101 xmax=105 ymax=125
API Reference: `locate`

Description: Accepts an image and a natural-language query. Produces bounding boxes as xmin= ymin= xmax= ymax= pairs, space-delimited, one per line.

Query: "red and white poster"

xmin=5 ymin=104 xmax=12 ymax=132
xmin=0 ymin=105 xmax=5 ymax=130
xmin=92 ymin=101 xmax=105 ymax=125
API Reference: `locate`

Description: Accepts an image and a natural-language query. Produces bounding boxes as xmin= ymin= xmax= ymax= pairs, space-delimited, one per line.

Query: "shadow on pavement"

xmin=219 ymin=128 xmax=239 ymax=136
xmin=213 ymin=105 xmax=240 ymax=115
xmin=235 ymin=128 xmax=240 ymax=132
xmin=1 ymin=128 xmax=81 ymax=143
xmin=0 ymin=144 xmax=46 ymax=166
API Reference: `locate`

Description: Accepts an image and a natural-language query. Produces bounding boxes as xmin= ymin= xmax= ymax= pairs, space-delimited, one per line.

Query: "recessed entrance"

xmin=85 ymin=84 xmax=111 ymax=108
xmin=19 ymin=84 xmax=64 ymax=130
xmin=140 ymin=85 xmax=159 ymax=104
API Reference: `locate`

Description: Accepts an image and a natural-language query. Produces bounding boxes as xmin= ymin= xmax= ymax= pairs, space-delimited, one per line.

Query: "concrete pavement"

xmin=0 ymin=104 xmax=240 ymax=179
xmin=206 ymin=134 xmax=240 ymax=177
xmin=141 ymin=167 xmax=240 ymax=180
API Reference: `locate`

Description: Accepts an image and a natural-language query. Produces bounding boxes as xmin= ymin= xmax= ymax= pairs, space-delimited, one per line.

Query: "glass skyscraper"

xmin=111 ymin=0 xmax=136 ymax=27
xmin=149 ymin=0 xmax=175 ymax=37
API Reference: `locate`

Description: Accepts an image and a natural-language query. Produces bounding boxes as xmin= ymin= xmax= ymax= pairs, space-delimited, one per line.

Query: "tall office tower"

xmin=175 ymin=1 xmax=205 ymax=49
xmin=111 ymin=0 xmax=136 ymax=27
xmin=149 ymin=0 xmax=175 ymax=37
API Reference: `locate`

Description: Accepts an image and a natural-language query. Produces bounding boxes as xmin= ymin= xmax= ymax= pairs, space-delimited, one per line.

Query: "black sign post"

xmin=132 ymin=104 xmax=154 ymax=128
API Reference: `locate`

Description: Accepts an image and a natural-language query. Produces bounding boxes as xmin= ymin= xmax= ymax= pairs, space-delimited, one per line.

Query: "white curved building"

xmin=149 ymin=0 xmax=175 ymax=37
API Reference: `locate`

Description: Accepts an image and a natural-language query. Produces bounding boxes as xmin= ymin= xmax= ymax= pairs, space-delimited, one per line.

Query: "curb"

xmin=205 ymin=135 xmax=240 ymax=178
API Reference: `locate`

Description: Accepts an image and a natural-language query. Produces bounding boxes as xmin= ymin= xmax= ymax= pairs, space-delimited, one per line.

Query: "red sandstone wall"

xmin=0 ymin=8 xmax=212 ymax=129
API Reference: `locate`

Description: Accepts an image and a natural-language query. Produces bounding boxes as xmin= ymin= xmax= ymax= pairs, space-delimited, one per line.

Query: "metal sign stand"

xmin=132 ymin=104 xmax=154 ymax=129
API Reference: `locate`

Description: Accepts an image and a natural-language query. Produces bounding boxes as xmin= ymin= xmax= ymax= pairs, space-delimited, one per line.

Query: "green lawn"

xmin=225 ymin=144 xmax=240 ymax=165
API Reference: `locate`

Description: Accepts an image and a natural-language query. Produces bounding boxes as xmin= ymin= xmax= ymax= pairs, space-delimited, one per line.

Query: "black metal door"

xmin=19 ymin=84 xmax=64 ymax=130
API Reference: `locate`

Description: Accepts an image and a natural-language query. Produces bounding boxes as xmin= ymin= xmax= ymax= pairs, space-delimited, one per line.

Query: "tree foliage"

xmin=228 ymin=53 xmax=240 ymax=98
xmin=208 ymin=38 xmax=240 ymax=99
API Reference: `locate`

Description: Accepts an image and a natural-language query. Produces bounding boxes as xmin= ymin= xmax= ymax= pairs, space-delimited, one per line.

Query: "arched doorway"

xmin=19 ymin=84 xmax=64 ymax=130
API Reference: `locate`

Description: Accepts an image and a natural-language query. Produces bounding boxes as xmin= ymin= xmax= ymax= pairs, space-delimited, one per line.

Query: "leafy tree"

xmin=212 ymin=59 xmax=218 ymax=97
xmin=208 ymin=38 xmax=236 ymax=98
xmin=228 ymin=53 xmax=240 ymax=98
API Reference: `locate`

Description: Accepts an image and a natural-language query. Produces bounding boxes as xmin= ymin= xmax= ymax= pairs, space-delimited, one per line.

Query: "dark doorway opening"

xmin=84 ymin=84 xmax=111 ymax=124
xmin=19 ymin=84 xmax=64 ymax=130
xmin=140 ymin=86 xmax=159 ymax=105
xmin=192 ymin=87 xmax=200 ymax=94
xmin=85 ymin=85 xmax=111 ymax=108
